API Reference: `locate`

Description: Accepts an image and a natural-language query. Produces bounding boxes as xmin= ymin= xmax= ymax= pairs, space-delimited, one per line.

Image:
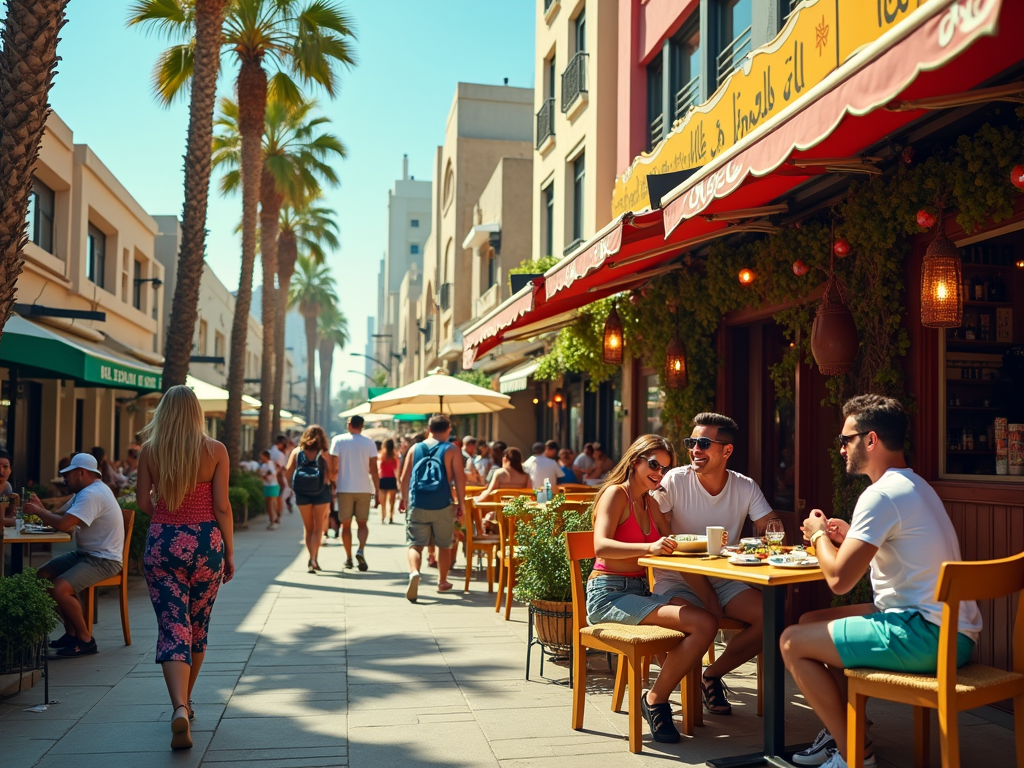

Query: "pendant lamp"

xmin=920 ymin=210 xmax=963 ymax=328
xmin=665 ymin=334 xmax=688 ymax=389
xmin=603 ymin=302 xmax=623 ymax=364
xmin=810 ymin=222 xmax=859 ymax=375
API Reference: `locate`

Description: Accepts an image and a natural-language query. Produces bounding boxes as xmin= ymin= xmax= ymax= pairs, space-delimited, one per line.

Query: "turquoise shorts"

xmin=263 ymin=485 xmax=280 ymax=498
xmin=829 ymin=611 xmax=975 ymax=674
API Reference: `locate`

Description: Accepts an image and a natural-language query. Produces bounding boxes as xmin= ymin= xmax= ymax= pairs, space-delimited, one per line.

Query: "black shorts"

xmin=295 ymin=486 xmax=332 ymax=506
xmin=379 ymin=477 xmax=397 ymax=491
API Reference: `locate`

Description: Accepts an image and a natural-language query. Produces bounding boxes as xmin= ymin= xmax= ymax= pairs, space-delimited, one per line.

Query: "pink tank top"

xmin=151 ymin=481 xmax=216 ymax=525
xmin=593 ymin=486 xmax=660 ymax=576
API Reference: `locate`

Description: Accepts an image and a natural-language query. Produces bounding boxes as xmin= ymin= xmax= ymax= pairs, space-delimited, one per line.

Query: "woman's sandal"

xmin=171 ymin=705 xmax=193 ymax=750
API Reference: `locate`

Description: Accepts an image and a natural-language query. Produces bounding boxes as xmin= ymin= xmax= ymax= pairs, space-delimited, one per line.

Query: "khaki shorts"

xmin=407 ymin=506 xmax=456 ymax=548
xmin=43 ymin=550 xmax=122 ymax=593
xmin=336 ymin=492 xmax=371 ymax=523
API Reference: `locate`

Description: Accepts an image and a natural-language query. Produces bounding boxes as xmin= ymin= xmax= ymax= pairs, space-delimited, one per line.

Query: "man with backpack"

xmin=399 ymin=414 xmax=466 ymax=602
xmin=328 ymin=415 xmax=380 ymax=571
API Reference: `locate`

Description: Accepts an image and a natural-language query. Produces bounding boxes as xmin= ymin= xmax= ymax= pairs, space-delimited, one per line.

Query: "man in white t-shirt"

xmin=270 ymin=435 xmax=291 ymax=518
xmin=522 ymin=441 xmax=562 ymax=490
xmin=328 ymin=415 xmax=380 ymax=572
xmin=650 ymin=413 xmax=776 ymax=716
xmin=780 ymin=395 xmax=982 ymax=768
xmin=28 ymin=453 xmax=125 ymax=658
xmin=573 ymin=442 xmax=596 ymax=474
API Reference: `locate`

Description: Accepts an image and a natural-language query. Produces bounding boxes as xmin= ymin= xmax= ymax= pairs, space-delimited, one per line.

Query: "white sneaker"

xmin=406 ymin=571 xmax=420 ymax=603
xmin=793 ymin=728 xmax=835 ymax=765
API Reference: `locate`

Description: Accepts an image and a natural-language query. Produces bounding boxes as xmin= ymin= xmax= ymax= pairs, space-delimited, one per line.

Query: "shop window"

xmin=942 ymin=234 xmax=1024 ymax=480
xmin=86 ymin=224 xmax=106 ymax=288
xmin=542 ymin=181 xmax=554 ymax=258
xmin=133 ymin=259 xmax=142 ymax=309
xmin=27 ymin=177 xmax=55 ymax=254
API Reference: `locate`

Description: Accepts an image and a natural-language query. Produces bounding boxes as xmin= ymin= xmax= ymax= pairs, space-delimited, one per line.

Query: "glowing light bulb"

xmin=738 ymin=268 xmax=755 ymax=285
xmin=673 ymin=360 xmax=681 ymax=371
xmin=936 ymin=282 xmax=948 ymax=300
xmin=609 ymin=335 xmax=620 ymax=348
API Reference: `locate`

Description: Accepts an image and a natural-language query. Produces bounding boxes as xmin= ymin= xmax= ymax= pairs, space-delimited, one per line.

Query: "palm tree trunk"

xmin=303 ymin=311 xmax=317 ymax=424
xmin=160 ymin=0 xmax=227 ymax=390
xmin=0 ymin=0 xmax=68 ymax=347
xmin=272 ymin=230 xmax=297 ymax=436
xmin=255 ymin=169 xmax=281 ymax=451
xmin=318 ymin=337 xmax=334 ymax=432
xmin=224 ymin=59 xmax=266 ymax=468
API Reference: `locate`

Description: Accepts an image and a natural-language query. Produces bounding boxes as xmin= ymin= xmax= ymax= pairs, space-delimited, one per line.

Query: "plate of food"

xmin=728 ymin=554 xmax=767 ymax=566
xmin=671 ymin=534 xmax=707 ymax=553
xmin=22 ymin=524 xmax=57 ymax=534
xmin=767 ymin=554 xmax=819 ymax=569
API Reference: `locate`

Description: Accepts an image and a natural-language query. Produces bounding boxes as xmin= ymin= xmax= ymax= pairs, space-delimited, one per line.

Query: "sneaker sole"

xmin=406 ymin=574 xmax=420 ymax=602
xmin=356 ymin=553 xmax=367 ymax=572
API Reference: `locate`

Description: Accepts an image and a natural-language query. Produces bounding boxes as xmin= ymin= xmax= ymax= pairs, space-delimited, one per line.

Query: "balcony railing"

xmin=536 ymin=97 xmax=555 ymax=149
xmin=563 ymin=237 xmax=584 ymax=257
xmin=716 ymin=26 xmax=752 ymax=83
xmin=544 ymin=0 xmax=555 ymax=11
xmin=438 ymin=282 xmax=453 ymax=312
xmin=560 ymin=51 xmax=589 ymax=113
xmin=785 ymin=0 xmax=803 ymax=21
xmin=649 ymin=113 xmax=664 ymax=151
xmin=674 ymin=75 xmax=701 ymax=121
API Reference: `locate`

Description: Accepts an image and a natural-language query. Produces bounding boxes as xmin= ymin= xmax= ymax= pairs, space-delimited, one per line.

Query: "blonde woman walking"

xmin=138 ymin=385 xmax=234 ymax=750
xmin=286 ymin=425 xmax=333 ymax=573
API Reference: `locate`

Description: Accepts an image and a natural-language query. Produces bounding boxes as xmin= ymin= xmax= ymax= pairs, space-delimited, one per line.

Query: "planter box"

xmin=531 ymin=599 xmax=573 ymax=654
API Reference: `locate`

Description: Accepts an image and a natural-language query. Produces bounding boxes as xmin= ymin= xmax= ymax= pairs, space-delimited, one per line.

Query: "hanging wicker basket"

xmin=531 ymin=600 xmax=574 ymax=654
xmin=811 ymin=272 xmax=859 ymax=376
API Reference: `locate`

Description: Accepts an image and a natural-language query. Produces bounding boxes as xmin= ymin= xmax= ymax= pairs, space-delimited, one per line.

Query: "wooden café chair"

xmin=565 ymin=530 xmax=700 ymax=753
xmin=846 ymin=550 xmax=1024 ymax=768
xmin=461 ymin=496 xmax=498 ymax=594
xmin=490 ymin=491 xmax=530 ymax=613
xmin=83 ymin=508 xmax=135 ymax=646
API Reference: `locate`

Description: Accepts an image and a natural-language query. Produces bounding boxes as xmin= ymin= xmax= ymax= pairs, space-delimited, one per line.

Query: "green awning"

xmin=0 ymin=314 xmax=162 ymax=393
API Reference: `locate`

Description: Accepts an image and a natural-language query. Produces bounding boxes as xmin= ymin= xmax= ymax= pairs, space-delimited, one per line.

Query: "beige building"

xmin=1 ymin=111 xmax=166 ymax=484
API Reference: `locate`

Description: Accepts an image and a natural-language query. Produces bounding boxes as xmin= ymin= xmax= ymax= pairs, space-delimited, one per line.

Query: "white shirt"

xmin=847 ymin=468 xmax=982 ymax=640
xmin=330 ymin=432 xmax=378 ymax=494
xmin=523 ymin=454 xmax=562 ymax=490
xmin=573 ymin=453 xmax=596 ymax=473
xmin=64 ymin=480 xmax=124 ymax=562
xmin=269 ymin=445 xmax=287 ymax=467
xmin=650 ymin=465 xmax=773 ymax=590
xmin=259 ymin=460 xmax=279 ymax=487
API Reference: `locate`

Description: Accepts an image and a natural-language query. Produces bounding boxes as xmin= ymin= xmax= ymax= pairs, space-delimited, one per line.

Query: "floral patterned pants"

xmin=143 ymin=521 xmax=224 ymax=664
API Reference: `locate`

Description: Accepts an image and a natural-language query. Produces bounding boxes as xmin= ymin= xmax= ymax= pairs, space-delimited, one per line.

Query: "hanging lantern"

xmin=833 ymin=239 xmax=851 ymax=258
xmin=916 ymin=209 xmax=936 ymax=229
xmin=792 ymin=260 xmax=809 ymax=276
xmin=920 ymin=213 xmax=963 ymax=328
xmin=738 ymin=268 xmax=756 ymax=285
xmin=665 ymin=334 xmax=688 ymax=389
xmin=811 ymin=224 xmax=859 ymax=375
xmin=552 ymin=388 xmax=564 ymax=404
xmin=1012 ymin=165 xmax=1024 ymax=190
xmin=603 ymin=303 xmax=624 ymax=364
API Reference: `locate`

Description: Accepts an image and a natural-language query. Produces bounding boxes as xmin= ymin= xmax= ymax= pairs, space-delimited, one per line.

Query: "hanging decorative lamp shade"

xmin=665 ymin=334 xmax=688 ymax=389
xmin=810 ymin=224 xmax=859 ymax=376
xmin=920 ymin=215 xmax=963 ymax=328
xmin=603 ymin=303 xmax=624 ymax=364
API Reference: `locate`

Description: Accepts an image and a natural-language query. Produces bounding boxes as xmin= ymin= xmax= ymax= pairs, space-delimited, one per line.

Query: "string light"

xmin=738 ymin=268 xmax=756 ymax=285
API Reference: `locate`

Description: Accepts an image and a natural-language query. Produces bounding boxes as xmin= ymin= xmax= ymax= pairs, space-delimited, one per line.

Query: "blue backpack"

xmin=409 ymin=442 xmax=452 ymax=510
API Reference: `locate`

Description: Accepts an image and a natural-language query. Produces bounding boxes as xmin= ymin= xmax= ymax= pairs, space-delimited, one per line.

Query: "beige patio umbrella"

xmin=367 ymin=368 xmax=512 ymax=415
xmin=338 ymin=401 xmax=393 ymax=424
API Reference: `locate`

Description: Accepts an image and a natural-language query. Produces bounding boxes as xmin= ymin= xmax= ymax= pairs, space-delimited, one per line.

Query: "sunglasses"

xmin=637 ymin=455 xmax=670 ymax=474
xmin=836 ymin=431 xmax=869 ymax=448
xmin=683 ymin=437 xmax=729 ymax=451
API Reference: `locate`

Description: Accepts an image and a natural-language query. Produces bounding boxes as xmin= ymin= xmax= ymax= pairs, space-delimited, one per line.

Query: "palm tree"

xmin=273 ymin=201 xmax=338 ymax=434
xmin=288 ymin=255 xmax=337 ymax=424
xmin=212 ymin=96 xmax=345 ymax=448
xmin=128 ymin=0 xmax=228 ymax=390
xmin=0 ymin=0 xmax=69 ymax=347
xmin=317 ymin=303 xmax=349 ymax=431
xmin=135 ymin=0 xmax=355 ymax=467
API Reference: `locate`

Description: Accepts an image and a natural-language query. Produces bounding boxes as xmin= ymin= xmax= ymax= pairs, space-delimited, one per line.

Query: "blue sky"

xmin=49 ymin=0 xmax=535 ymax=392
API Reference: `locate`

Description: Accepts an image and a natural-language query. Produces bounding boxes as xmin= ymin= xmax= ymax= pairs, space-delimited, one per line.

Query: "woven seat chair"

xmin=565 ymin=530 xmax=699 ymax=753
xmin=846 ymin=549 xmax=1024 ymax=768
xmin=83 ymin=508 xmax=135 ymax=646
xmin=461 ymin=497 xmax=497 ymax=594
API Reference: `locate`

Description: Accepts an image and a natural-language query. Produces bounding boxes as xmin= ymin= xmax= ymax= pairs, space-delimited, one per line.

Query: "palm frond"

xmin=151 ymin=42 xmax=196 ymax=106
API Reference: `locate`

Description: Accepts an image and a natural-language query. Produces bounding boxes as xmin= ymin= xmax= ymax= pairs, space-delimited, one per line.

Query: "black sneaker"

xmin=792 ymin=728 xmax=836 ymax=765
xmin=48 ymin=632 xmax=75 ymax=649
xmin=701 ymin=673 xmax=733 ymax=715
xmin=344 ymin=558 xmax=354 ymax=569
xmin=355 ymin=551 xmax=368 ymax=572
xmin=640 ymin=693 xmax=680 ymax=743
xmin=53 ymin=637 xmax=98 ymax=658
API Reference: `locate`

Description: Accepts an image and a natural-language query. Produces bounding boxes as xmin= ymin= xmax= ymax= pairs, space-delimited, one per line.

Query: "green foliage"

xmin=455 ymin=369 xmax=494 ymax=389
xmin=119 ymin=500 xmax=151 ymax=568
xmin=228 ymin=487 xmax=251 ymax=520
xmin=509 ymin=494 xmax=594 ymax=604
xmin=0 ymin=569 xmax=58 ymax=649
xmin=509 ymin=255 xmax=561 ymax=276
xmin=230 ymin=471 xmax=265 ymax=516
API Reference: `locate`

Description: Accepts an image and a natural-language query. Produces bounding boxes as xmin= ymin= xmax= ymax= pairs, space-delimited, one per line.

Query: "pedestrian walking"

xmin=399 ymin=414 xmax=466 ymax=601
xmin=270 ymin=434 xmax=292 ymax=517
xmin=286 ymin=425 xmax=333 ymax=573
xmin=378 ymin=439 xmax=399 ymax=524
xmin=136 ymin=385 xmax=234 ymax=750
xmin=258 ymin=449 xmax=280 ymax=527
xmin=328 ymin=415 xmax=380 ymax=571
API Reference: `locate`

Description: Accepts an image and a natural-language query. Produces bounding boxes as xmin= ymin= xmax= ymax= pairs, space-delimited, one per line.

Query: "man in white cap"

xmin=25 ymin=453 xmax=125 ymax=658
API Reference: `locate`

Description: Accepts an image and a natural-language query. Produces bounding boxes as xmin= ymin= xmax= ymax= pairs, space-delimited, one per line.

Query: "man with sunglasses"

xmin=650 ymin=412 xmax=776 ymax=716
xmin=779 ymin=395 xmax=981 ymax=768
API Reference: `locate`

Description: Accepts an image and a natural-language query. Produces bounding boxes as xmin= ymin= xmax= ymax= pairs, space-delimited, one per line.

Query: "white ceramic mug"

xmin=707 ymin=525 xmax=727 ymax=555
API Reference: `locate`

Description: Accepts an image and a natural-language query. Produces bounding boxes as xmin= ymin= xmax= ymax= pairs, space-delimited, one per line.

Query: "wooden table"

xmin=638 ymin=553 xmax=825 ymax=768
xmin=3 ymin=529 xmax=72 ymax=575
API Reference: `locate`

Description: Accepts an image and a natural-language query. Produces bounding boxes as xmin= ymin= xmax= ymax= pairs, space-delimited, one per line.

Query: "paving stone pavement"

xmin=1 ymin=510 xmax=1015 ymax=767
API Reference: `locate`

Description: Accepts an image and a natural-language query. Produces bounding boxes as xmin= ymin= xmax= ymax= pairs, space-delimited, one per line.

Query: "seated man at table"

xmin=25 ymin=453 xmax=125 ymax=658
xmin=780 ymin=395 xmax=982 ymax=768
xmin=582 ymin=443 xmax=614 ymax=485
xmin=651 ymin=412 xmax=776 ymax=715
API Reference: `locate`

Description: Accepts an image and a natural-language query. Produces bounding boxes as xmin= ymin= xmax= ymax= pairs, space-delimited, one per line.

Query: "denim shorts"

xmin=830 ymin=610 xmax=975 ymax=674
xmin=585 ymin=574 xmax=673 ymax=626
xmin=655 ymin=576 xmax=751 ymax=610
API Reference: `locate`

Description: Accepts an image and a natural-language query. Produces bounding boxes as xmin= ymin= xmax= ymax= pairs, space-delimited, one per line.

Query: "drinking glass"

xmin=765 ymin=518 xmax=785 ymax=555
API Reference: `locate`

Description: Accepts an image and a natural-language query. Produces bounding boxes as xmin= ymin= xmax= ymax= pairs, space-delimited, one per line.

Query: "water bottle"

xmin=15 ymin=495 xmax=25 ymax=533
xmin=543 ymin=478 xmax=552 ymax=504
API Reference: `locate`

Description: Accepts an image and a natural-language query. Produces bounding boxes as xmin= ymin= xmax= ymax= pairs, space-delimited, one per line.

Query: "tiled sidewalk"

xmin=1 ymin=511 xmax=1015 ymax=767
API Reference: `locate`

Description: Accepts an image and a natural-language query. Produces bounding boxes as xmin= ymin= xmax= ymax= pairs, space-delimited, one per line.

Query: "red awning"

xmin=463 ymin=0 xmax=1019 ymax=367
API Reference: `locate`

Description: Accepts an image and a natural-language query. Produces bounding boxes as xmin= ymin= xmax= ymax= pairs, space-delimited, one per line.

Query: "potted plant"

xmin=228 ymin=486 xmax=250 ymax=527
xmin=508 ymin=493 xmax=593 ymax=653
xmin=0 ymin=569 xmax=58 ymax=678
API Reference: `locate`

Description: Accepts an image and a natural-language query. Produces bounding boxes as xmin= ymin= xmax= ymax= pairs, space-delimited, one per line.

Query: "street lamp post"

xmin=350 ymin=352 xmax=390 ymax=373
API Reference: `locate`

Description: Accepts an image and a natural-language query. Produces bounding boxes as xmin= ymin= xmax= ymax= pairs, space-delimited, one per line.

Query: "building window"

xmin=86 ymin=224 xmax=105 ymax=288
xmin=26 ymin=178 xmax=55 ymax=254
xmin=647 ymin=52 xmax=664 ymax=151
xmin=133 ymin=259 xmax=142 ymax=309
xmin=199 ymin=319 xmax=208 ymax=356
xmin=547 ymin=54 xmax=557 ymax=99
xmin=717 ymin=0 xmax=752 ymax=83
xmin=214 ymin=331 xmax=225 ymax=370
xmin=572 ymin=154 xmax=585 ymax=243
xmin=411 ymin=219 xmax=420 ymax=228
xmin=671 ymin=18 xmax=701 ymax=120
xmin=574 ymin=7 xmax=586 ymax=53
xmin=542 ymin=182 xmax=554 ymax=258
xmin=486 ymin=247 xmax=497 ymax=289
xmin=443 ymin=162 xmax=454 ymax=209
xmin=410 ymin=244 xmax=420 ymax=255
xmin=442 ymin=240 xmax=452 ymax=285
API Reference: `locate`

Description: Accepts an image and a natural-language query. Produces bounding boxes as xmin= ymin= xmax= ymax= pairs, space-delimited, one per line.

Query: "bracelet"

xmin=809 ymin=530 xmax=827 ymax=546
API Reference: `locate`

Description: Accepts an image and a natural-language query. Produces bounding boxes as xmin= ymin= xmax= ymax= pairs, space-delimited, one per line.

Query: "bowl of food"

xmin=672 ymin=534 xmax=707 ymax=553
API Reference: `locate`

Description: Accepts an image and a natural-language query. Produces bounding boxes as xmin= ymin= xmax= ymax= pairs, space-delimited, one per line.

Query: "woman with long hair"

xmin=138 ymin=385 xmax=234 ymax=750
xmin=588 ymin=434 xmax=718 ymax=744
xmin=378 ymin=439 xmax=398 ymax=524
xmin=286 ymin=425 xmax=333 ymax=573
xmin=473 ymin=446 xmax=530 ymax=502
